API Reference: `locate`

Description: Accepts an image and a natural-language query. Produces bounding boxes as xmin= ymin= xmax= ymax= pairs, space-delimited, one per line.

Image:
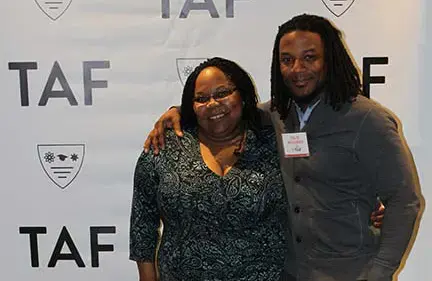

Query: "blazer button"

xmin=294 ymin=206 xmax=300 ymax=213
xmin=294 ymin=176 xmax=301 ymax=183
xmin=296 ymin=236 xmax=302 ymax=243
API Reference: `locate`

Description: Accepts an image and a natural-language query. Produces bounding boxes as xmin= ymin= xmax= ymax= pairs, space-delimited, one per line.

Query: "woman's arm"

xmin=129 ymin=152 xmax=161 ymax=280
xmin=137 ymin=261 xmax=158 ymax=281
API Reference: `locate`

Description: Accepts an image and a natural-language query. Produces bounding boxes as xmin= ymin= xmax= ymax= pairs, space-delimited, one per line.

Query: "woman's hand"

xmin=371 ymin=201 xmax=385 ymax=228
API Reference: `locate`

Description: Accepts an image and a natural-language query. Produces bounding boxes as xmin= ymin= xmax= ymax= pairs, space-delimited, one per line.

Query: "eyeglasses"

xmin=193 ymin=88 xmax=237 ymax=104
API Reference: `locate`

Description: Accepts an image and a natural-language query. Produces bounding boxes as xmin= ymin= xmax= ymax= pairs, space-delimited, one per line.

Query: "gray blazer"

xmin=260 ymin=94 xmax=422 ymax=281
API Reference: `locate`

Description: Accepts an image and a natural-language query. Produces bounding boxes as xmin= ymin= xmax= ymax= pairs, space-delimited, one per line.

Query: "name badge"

xmin=282 ymin=132 xmax=310 ymax=158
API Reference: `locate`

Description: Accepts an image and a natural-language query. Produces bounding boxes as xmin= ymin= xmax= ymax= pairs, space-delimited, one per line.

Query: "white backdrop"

xmin=0 ymin=0 xmax=430 ymax=280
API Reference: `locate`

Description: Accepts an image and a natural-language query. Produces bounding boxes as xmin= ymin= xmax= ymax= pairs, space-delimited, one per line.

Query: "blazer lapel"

xmin=301 ymin=100 xmax=337 ymax=137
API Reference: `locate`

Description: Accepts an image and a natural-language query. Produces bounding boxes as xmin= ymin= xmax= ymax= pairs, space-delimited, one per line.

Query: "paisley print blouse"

xmin=129 ymin=126 xmax=290 ymax=281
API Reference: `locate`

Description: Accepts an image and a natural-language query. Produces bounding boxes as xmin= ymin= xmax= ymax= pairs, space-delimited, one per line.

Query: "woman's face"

xmin=193 ymin=67 xmax=243 ymax=139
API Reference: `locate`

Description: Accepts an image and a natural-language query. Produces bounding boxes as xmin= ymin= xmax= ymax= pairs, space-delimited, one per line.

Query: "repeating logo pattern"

xmin=35 ymin=0 xmax=72 ymax=21
xmin=321 ymin=0 xmax=356 ymax=17
xmin=37 ymin=144 xmax=85 ymax=189
xmin=176 ymin=58 xmax=207 ymax=86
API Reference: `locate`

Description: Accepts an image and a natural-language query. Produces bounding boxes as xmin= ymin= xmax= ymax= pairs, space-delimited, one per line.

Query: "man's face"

xmin=279 ymin=30 xmax=326 ymax=99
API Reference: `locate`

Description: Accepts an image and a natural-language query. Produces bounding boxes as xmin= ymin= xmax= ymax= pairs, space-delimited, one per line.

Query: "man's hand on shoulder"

xmin=144 ymin=106 xmax=183 ymax=155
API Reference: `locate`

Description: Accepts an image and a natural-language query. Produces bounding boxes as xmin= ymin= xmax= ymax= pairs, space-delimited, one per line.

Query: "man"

xmin=144 ymin=14 xmax=421 ymax=281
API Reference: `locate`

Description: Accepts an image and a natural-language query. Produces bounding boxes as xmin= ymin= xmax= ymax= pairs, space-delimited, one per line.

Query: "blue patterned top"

xmin=129 ymin=126 xmax=290 ymax=280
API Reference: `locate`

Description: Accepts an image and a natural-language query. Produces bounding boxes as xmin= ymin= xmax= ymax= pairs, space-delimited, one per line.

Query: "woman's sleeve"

xmin=129 ymin=151 xmax=161 ymax=262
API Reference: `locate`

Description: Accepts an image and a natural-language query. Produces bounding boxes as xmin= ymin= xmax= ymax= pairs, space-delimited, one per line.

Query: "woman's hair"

xmin=270 ymin=14 xmax=362 ymax=118
xmin=180 ymin=57 xmax=261 ymax=132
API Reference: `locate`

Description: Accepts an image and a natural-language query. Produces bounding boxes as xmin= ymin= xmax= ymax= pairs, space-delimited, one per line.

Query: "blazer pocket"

xmin=310 ymin=202 xmax=364 ymax=257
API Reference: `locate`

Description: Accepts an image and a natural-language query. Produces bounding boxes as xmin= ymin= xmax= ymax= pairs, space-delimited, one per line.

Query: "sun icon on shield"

xmin=71 ymin=153 xmax=79 ymax=161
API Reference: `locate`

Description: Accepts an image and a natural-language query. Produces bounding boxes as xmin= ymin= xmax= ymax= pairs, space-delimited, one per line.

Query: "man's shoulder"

xmin=349 ymin=95 xmax=400 ymax=130
xmin=258 ymin=100 xmax=272 ymax=112
xmin=350 ymin=95 xmax=386 ymax=111
xmin=257 ymin=100 xmax=278 ymax=126
xmin=345 ymin=95 xmax=391 ymax=117
xmin=258 ymin=100 xmax=282 ymax=117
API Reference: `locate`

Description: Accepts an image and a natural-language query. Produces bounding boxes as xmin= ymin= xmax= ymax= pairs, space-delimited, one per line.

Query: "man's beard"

xmin=289 ymin=80 xmax=326 ymax=106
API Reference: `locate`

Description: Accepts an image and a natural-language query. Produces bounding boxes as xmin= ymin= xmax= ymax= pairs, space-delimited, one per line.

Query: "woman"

xmin=129 ymin=57 xmax=291 ymax=280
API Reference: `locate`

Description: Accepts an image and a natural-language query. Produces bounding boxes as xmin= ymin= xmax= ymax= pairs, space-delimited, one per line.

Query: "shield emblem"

xmin=176 ymin=58 xmax=207 ymax=86
xmin=37 ymin=144 xmax=85 ymax=189
xmin=34 ymin=0 xmax=72 ymax=21
xmin=322 ymin=0 xmax=356 ymax=17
